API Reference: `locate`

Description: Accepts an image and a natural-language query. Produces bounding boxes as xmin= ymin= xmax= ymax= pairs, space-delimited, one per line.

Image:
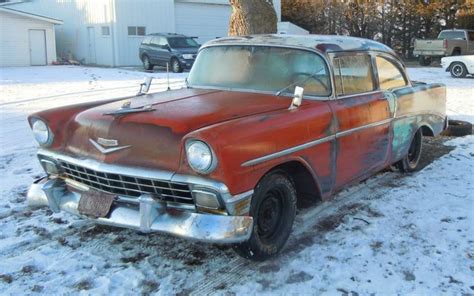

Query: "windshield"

xmin=168 ymin=37 xmax=199 ymax=48
xmin=187 ymin=46 xmax=331 ymax=97
xmin=438 ymin=31 xmax=466 ymax=40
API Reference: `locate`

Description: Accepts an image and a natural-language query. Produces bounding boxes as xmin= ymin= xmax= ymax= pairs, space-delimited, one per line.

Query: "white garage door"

xmin=175 ymin=2 xmax=231 ymax=44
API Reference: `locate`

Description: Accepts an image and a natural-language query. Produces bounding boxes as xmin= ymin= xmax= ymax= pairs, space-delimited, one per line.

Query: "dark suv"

xmin=139 ymin=33 xmax=200 ymax=73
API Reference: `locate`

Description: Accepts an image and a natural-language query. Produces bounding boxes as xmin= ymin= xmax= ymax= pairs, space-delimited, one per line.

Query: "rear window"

xmin=438 ymin=31 xmax=466 ymax=40
xmin=333 ymin=55 xmax=375 ymax=96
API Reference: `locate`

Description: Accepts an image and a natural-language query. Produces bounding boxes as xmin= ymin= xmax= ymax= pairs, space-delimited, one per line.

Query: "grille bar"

xmin=59 ymin=160 xmax=194 ymax=205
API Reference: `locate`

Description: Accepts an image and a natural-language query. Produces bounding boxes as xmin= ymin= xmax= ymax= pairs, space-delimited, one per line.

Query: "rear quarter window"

xmin=375 ymin=56 xmax=407 ymax=90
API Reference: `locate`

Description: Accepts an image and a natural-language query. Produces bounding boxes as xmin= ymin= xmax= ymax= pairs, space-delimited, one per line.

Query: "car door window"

xmin=149 ymin=37 xmax=160 ymax=47
xmin=333 ymin=54 xmax=375 ymax=96
xmin=375 ymin=56 xmax=408 ymax=90
xmin=157 ymin=37 xmax=168 ymax=49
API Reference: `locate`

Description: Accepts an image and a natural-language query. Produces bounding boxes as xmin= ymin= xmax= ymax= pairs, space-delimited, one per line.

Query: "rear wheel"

xmin=233 ymin=171 xmax=296 ymax=261
xmin=395 ymin=129 xmax=423 ymax=173
xmin=171 ymin=58 xmax=183 ymax=73
xmin=142 ymin=55 xmax=153 ymax=71
xmin=450 ymin=62 xmax=468 ymax=78
xmin=419 ymin=56 xmax=432 ymax=66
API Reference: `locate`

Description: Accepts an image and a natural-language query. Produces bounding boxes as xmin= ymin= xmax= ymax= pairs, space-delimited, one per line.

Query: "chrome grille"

xmin=59 ymin=161 xmax=194 ymax=204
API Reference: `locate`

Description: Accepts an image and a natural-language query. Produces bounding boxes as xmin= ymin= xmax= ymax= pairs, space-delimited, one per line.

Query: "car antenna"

xmin=166 ymin=62 xmax=171 ymax=91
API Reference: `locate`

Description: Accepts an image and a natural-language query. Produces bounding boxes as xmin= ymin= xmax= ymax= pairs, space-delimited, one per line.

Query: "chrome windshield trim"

xmin=193 ymin=43 xmax=334 ymax=99
xmin=241 ymin=135 xmax=335 ymax=167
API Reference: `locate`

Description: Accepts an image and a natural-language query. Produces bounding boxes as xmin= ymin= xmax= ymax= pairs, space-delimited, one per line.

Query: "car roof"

xmin=147 ymin=33 xmax=188 ymax=38
xmin=204 ymin=34 xmax=396 ymax=55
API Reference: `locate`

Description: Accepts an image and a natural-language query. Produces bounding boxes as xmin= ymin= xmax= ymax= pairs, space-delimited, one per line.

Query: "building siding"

xmin=114 ymin=0 xmax=175 ymax=66
xmin=5 ymin=0 xmax=283 ymax=67
xmin=0 ymin=11 xmax=57 ymax=66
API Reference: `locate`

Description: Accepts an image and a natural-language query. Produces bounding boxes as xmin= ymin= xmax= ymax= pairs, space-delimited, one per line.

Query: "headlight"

xmin=185 ymin=140 xmax=217 ymax=174
xmin=181 ymin=54 xmax=194 ymax=59
xmin=32 ymin=119 xmax=53 ymax=146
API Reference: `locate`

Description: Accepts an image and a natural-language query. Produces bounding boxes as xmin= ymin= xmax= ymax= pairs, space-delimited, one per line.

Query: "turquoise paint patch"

xmin=392 ymin=118 xmax=416 ymax=160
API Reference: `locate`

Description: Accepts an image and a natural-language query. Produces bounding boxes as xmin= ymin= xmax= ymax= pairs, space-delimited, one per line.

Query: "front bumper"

xmin=179 ymin=58 xmax=194 ymax=69
xmin=28 ymin=177 xmax=253 ymax=243
xmin=27 ymin=150 xmax=254 ymax=243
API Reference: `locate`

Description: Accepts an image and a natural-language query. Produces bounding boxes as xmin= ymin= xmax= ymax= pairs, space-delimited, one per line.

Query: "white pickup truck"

xmin=414 ymin=29 xmax=474 ymax=66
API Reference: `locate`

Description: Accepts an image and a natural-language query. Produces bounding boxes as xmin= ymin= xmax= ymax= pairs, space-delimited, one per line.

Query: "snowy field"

xmin=0 ymin=66 xmax=472 ymax=295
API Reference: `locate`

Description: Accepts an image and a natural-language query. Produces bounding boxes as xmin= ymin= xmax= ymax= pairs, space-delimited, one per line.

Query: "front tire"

xmin=233 ymin=171 xmax=296 ymax=261
xmin=395 ymin=129 xmax=423 ymax=173
xmin=142 ymin=55 xmax=153 ymax=71
xmin=450 ymin=62 xmax=468 ymax=78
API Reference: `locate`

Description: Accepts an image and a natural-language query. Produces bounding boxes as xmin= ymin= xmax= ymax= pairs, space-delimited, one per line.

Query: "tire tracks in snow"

xmin=188 ymin=171 xmax=403 ymax=295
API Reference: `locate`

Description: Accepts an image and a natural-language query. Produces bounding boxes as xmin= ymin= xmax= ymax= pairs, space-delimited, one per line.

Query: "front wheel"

xmin=142 ymin=55 xmax=153 ymax=71
xmin=450 ymin=62 xmax=468 ymax=78
xmin=233 ymin=171 xmax=296 ymax=261
xmin=395 ymin=129 xmax=423 ymax=173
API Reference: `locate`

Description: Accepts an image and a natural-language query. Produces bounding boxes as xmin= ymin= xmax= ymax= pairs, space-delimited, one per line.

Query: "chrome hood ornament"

xmin=89 ymin=138 xmax=131 ymax=154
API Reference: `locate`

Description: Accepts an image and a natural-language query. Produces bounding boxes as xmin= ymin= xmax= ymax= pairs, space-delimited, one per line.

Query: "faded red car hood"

xmin=62 ymin=88 xmax=290 ymax=171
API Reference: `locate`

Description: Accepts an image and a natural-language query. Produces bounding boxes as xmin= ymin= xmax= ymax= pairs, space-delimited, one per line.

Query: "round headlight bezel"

xmin=185 ymin=140 xmax=217 ymax=174
xmin=31 ymin=118 xmax=53 ymax=147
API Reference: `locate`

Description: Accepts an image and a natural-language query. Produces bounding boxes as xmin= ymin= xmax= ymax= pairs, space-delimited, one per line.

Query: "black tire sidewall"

xmin=447 ymin=120 xmax=473 ymax=137
xmin=143 ymin=55 xmax=152 ymax=70
xmin=234 ymin=172 xmax=296 ymax=261
xmin=171 ymin=58 xmax=183 ymax=73
xmin=450 ymin=62 xmax=467 ymax=78
xmin=399 ymin=129 xmax=423 ymax=172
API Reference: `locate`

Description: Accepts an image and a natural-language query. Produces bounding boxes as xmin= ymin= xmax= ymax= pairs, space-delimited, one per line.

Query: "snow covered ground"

xmin=0 ymin=66 xmax=472 ymax=295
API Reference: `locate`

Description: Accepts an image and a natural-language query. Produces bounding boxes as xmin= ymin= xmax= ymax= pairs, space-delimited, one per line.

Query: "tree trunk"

xmin=229 ymin=0 xmax=278 ymax=36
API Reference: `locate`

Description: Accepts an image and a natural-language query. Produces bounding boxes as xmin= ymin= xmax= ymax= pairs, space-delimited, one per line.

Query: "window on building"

xmin=101 ymin=26 xmax=110 ymax=36
xmin=128 ymin=26 xmax=146 ymax=36
xmin=333 ymin=55 xmax=375 ymax=96
xmin=375 ymin=56 xmax=407 ymax=90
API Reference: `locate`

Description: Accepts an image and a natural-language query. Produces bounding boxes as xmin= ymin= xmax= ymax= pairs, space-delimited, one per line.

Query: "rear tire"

xmin=450 ymin=62 xmax=468 ymax=78
xmin=419 ymin=56 xmax=432 ymax=66
xmin=233 ymin=171 xmax=296 ymax=261
xmin=142 ymin=55 xmax=153 ymax=71
xmin=395 ymin=129 xmax=423 ymax=173
xmin=171 ymin=58 xmax=183 ymax=73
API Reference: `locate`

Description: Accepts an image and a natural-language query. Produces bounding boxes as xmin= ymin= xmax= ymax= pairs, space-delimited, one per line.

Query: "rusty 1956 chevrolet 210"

xmin=27 ymin=35 xmax=447 ymax=261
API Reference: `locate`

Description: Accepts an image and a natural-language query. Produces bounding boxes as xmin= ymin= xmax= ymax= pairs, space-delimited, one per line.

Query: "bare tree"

xmin=228 ymin=0 xmax=278 ymax=36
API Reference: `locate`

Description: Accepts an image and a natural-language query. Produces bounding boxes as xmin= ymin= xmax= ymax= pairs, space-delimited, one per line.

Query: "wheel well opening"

xmin=452 ymin=47 xmax=461 ymax=55
xmin=421 ymin=125 xmax=434 ymax=137
xmin=272 ymin=161 xmax=322 ymax=209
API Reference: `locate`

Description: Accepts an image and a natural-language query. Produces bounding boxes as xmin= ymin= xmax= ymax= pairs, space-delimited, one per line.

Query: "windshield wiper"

xmin=275 ymin=73 xmax=317 ymax=96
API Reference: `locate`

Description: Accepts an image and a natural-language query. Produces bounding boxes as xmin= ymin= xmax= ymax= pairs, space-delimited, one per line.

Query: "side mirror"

xmin=137 ymin=77 xmax=153 ymax=95
xmin=164 ymin=44 xmax=171 ymax=51
xmin=289 ymin=86 xmax=304 ymax=110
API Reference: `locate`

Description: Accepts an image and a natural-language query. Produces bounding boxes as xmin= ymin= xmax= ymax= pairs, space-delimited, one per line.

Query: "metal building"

xmin=2 ymin=0 xmax=292 ymax=67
